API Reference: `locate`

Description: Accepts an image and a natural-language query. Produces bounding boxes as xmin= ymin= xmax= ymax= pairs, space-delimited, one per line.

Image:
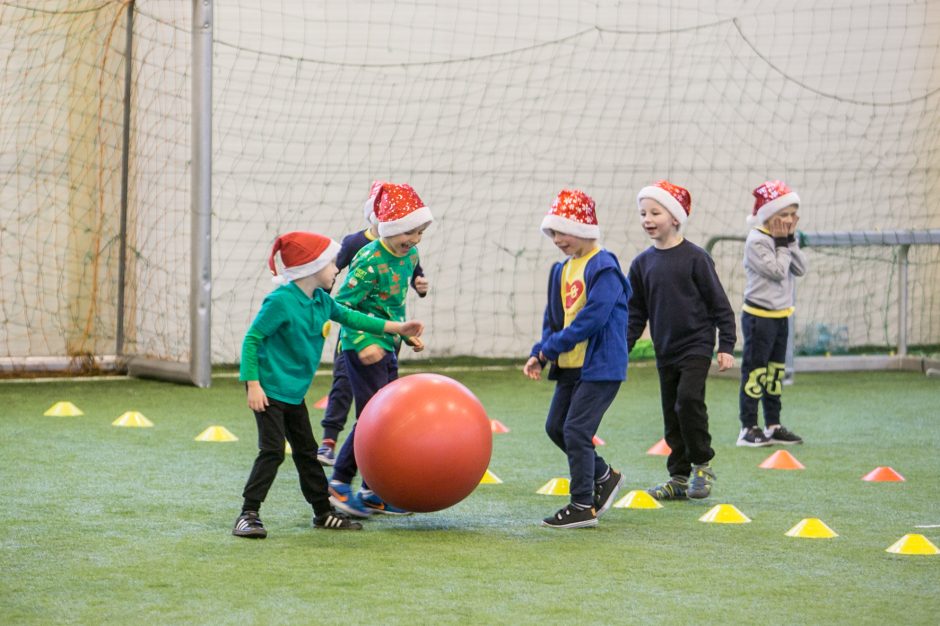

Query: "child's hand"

xmin=716 ymin=352 xmax=734 ymax=371
xmin=391 ymin=319 xmax=424 ymax=338
xmin=788 ymin=214 xmax=800 ymax=235
xmin=768 ymin=216 xmax=789 ymax=238
xmin=523 ymin=356 xmax=543 ymax=380
xmin=413 ymin=276 xmax=429 ymax=296
xmin=246 ymin=381 xmax=269 ymax=412
xmin=406 ymin=336 xmax=425 ymax=352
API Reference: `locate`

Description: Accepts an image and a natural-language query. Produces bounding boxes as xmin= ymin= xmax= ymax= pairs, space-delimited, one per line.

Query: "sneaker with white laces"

xmin=359 ymin=490 xmax=412 ymax=516
xmin=313 ymin=510 xmax=363 ymax=530
xmin=737 ymin=425 xmax=773 ymax=447
xmin=687 ymin=464 xmax=715 ymax=499
xmin=328 ymin=480 xmax=372 ymax=518
xmin=765 ymin=425 xmax=803 ymax=445
xmin=593 ymin=468 xmax=625 ymax=518
xmin=542 ymin=504 xmax=598 ymax=529
xmin=232 ymin=510 xmax=267 ymax=539
xmin=646 ymin=477 xmax=688 ymax=501
xmin=317 ymin=444 xmax=336 ymax=466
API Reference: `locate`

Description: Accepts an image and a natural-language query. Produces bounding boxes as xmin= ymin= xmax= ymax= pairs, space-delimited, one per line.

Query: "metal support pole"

xmin=898 ymin=245 xmax=909 ymax=357
xmin=190 ymin=0 xmax=213 ymax=387
xmin=116 ymin=1 xmax=134 ymax=357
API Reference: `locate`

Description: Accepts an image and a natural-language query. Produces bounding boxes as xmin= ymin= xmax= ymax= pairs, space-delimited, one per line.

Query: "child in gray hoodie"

xmin=737 ymin=180 xmax=808 ymax=447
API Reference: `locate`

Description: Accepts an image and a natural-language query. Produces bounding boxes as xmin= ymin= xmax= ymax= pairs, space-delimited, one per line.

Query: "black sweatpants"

xmin=241 ymin=397 xmax=331 ymax=516
xmin=657 ymin=355 xmax=714 ymax=478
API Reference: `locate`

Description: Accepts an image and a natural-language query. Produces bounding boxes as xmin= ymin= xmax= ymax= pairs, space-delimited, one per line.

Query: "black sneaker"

xmin=232 ymin=511 xmax=267 ymax=539
xmin=765 ymin=425 xmax=803 ymax=445
xmin=737 ymin=426 xmax=772 ymax=447
xmin=542 ymin=504 xmax=598 ymax=529
xmin=646 ymin=477 xmax=688 ymax=501
xmin=313 ymin=510 xmax=363 ymax=530
xmin=593 ymin=468 xmax=625 ymax=517
xmin=687 ymin=464 xmax=715 ymax=499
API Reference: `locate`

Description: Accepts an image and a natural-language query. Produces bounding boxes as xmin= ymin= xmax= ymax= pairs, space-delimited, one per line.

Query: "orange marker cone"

xmin=592 ymin=435 xmax=605 ymax=446
xmin=490 ymin=419 xmax=510 ymax=434
xmin=646 ymin=438 xmax=671 ymax=456
xmin=862 ymin=466 xmax=905 ymax=482
xmin=759 ymin=450 xmax=805 ymax=470
xmin=313 ymin=395 xmax=329 ymax=409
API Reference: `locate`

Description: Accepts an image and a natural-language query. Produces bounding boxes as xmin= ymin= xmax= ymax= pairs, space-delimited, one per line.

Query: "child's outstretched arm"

xmin=386 ymin=320 xmax=425 ymax=352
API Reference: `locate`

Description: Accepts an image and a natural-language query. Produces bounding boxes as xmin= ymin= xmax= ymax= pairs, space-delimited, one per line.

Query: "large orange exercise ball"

xmin=354 ymin=373 xmax=492 ymax=512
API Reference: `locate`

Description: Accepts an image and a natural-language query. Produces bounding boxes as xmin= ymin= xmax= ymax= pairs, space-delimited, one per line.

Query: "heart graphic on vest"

xmin=565 ymin=280 xmax=584 ymax=308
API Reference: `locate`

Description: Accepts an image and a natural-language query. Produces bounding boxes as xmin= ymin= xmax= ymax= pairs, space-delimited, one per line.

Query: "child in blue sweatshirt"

xmin=524 ymin=189 xmax=631 ymax=529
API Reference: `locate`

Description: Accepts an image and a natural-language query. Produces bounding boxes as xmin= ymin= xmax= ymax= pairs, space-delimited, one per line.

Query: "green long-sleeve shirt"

xmin=335 ymin=239 xmax=419 ymax=352
xmin=240 ymin=281 xmax=386 ymax=404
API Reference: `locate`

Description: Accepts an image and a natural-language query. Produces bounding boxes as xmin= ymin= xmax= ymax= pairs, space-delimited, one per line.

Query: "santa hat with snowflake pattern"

xmin=636 ymin=180 xmax=692 ymax=229
xmin=372 ymin=183 xmax=434 ymax=237
xmin=749 ymin=180 xmax=800 ymax=227
xmin=268 ymin=231 xmax=341 ymax=285
xmin=540 ymin=189 xmax=600 ymax=239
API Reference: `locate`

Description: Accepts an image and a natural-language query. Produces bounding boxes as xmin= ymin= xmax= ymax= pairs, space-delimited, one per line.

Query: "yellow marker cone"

xmin=536 ymin=477 xmax=570 ymax=495
xmin=194 ymin=426 xmax=239 ymax=442
xmin=785 ymin=518 xmax=838 ymax=538
xmin=112 ymin=411 xmax=154 ymax=428
xmin=285 ymin=441 xmax=292 ymax=454
xmin=699 ymin=504 xmax=751 ymax=524
xmin=479 ymin=469 xmax=503 ymax=484
xmin=44 ymin=401 xmax=83 ymax=416
xmin=885 ymin=534 xmax=939 ymax=555
xmin=613 ymin=490 xmax=663 ymax=509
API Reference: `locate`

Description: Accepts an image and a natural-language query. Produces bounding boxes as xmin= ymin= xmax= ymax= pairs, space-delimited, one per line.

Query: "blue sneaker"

xmin=359 ymin=490 xmax=412 ymax=516
xmin=328 ymin=481 xmax=371 ymax=518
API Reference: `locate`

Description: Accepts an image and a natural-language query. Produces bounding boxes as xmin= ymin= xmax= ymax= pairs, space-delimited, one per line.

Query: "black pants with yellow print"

xmin=738 ymin=311 xmax=788 ymax=429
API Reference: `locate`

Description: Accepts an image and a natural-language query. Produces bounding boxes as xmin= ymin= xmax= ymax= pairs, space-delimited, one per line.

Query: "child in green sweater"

xmin=234 ymin=231 xmax=423 ymax=538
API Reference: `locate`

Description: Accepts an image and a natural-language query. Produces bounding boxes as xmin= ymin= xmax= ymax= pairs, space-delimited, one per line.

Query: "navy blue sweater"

xmin=626 ymin=239 xmax=736 ymax=367
xmin=530 ymin=249 xmax=632 ymax=382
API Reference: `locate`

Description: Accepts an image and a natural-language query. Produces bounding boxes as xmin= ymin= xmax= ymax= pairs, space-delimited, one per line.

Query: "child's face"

xmin=547 ymin=229 xmax=595 ymax=258
xmin=384 ymin=222 xmax=430 ymax=256
xmin=312 ymin=259 xmax=339 ymax=292
xmin=638 ymin=198 xmax=679 ymax=241
xmin=766 ymin=205 xmax=799 ymax=229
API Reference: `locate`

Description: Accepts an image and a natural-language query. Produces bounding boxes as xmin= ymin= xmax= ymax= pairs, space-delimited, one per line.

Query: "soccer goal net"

xmin=2 ymin=1 xmax=939 ymax=381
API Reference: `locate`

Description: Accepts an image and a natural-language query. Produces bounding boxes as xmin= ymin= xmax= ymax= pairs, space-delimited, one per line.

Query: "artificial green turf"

xmin=2 ymin=366 xmax=938 ymax=624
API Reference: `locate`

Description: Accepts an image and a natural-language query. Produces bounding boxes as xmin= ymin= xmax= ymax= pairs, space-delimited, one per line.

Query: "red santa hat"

xmin=362 ymin=180 xmax=387 ymax=225
xmin=540 ymin=189 xmax=600 ymax=239
xmin=636 ymin=180 xmax=692 ymax=229
xmin=267 ymin=231 xmax=341 ymax=285
xmin=749 ymin=180 xmax=800 ymax=227
xmin=372 ymin=183 xmax=434 ymax=237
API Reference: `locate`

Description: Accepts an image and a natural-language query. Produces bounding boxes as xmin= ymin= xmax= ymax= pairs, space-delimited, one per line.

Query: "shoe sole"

xmin=736 ymin=439 xmax=772 ymax=447
xmin=541 ymin=518 xmax=598 ymax=529
xmin=363 ymin=505 xmax=412 ymax=516
xmin=596 ymin=473 xmax=626 ymax=518
xmin=317 ymin=458 xmax=336 ymax=466
xmin=232 ymin=530 xmax=267 ymax=539
xmin=687 ymin=488 xmax=711 ymax=499
xmin=329 ymin=495 xmax=372 ymax=519
xmin=769 ymin=439 xmax=803 ymax=445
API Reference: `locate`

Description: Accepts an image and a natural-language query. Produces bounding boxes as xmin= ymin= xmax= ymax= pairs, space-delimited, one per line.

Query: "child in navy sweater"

xmin=524 ymin=189 xmax=631 ymax=529
xmin=626 ymin=181 xmax=736 ymax=500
